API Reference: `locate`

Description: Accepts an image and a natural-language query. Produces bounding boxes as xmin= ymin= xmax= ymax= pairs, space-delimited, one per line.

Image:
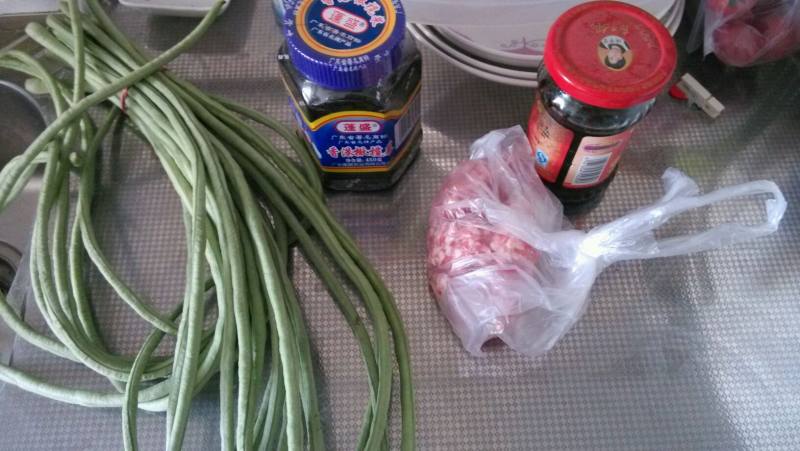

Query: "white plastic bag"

xmin=427 ymin=126 xmax=787 ymax=357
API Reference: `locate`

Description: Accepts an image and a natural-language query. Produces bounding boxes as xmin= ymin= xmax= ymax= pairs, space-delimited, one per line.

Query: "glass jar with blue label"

xmin=279 ymin=0 xmax=422 ymax=191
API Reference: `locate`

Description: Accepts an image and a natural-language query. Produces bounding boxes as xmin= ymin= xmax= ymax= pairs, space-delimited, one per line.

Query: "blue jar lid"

xmin=284 ymin=0 xmax=407 ymax=91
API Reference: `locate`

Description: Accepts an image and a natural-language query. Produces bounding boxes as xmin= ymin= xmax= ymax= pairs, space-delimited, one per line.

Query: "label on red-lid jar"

xmin=563 ymin=131 xmax=633 ymax=187
xmin=528 ymin=98 xmax=633 ymax=187
xmin=528 ymin=100 xmax=573 ymax=183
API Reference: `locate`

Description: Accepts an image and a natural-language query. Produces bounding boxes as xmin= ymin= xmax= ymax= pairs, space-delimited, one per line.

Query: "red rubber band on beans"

xmin=119 ymin=87 xmax=129 ymax=113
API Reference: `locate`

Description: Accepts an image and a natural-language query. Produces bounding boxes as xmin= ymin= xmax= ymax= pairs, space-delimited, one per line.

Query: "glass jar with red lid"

xmin=528 ymin=1 xmax=677 ymax=213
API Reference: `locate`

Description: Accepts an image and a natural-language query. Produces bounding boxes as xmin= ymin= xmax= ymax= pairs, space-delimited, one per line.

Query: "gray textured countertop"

xmin=0 ymin=1 xmax=799 ymax=449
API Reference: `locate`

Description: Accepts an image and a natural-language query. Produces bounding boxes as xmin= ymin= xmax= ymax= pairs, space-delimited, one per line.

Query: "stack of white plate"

xmin=407 ymin=0 xmax=685 ymax=87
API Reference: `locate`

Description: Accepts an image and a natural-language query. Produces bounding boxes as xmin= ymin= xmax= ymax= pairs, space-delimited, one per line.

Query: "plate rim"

xmin=407 ymin=24 xmax=538 ymax=87
xmin=436 ymin=0 xmax=680 ymax=66
xmin=415 ymin=24 xmax=540 ymax=79
xmin=408 ymin=0 xmax=683 ymax=88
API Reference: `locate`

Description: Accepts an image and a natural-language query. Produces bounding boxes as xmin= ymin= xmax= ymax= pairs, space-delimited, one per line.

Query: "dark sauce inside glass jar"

xmin=527 ymin=1 xmax=676 ymax=214
xmin=534 ymin=65 xmax=654 ymax=213
xmin=279 ymin=0 xmax=422 ymax=191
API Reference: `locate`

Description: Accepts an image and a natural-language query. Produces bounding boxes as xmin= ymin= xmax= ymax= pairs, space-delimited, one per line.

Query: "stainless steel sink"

xmin=0 ymin=39 xmax=47 ymax=363
xmin=0 ymin=75 xmax=46 ymax=294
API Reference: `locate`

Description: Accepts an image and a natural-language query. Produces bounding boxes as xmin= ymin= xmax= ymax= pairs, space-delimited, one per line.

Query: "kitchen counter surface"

xmin=0 ymin=2 xmax=798 ymax=449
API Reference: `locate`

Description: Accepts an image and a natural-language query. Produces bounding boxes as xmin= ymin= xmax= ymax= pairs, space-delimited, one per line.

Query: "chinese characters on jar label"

xmin=528 ymin=99 xmax=573 ymax=183
xmin=280 ymin=0 xmax=423 ymax=190
xmin=291 ymin=90 xmax=421 ymax=172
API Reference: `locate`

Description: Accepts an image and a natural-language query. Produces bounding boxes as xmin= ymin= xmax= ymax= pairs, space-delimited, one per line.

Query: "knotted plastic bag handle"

xmin=581 ymin=168 xmax=787 ymax=264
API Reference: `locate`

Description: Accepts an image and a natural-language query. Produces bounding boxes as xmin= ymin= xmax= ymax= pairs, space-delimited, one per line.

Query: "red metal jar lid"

xmin=543 ymin=1 xmax=677 ymax=109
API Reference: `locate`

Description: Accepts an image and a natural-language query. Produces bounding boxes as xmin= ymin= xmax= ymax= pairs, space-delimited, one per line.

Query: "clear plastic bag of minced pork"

xmin=427 ymin=126 xmax=787 ymax=357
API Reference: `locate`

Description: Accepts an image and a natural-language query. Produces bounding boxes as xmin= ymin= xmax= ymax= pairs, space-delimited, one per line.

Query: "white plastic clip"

xmin=676 ymin=73 xmax=725 ymax=119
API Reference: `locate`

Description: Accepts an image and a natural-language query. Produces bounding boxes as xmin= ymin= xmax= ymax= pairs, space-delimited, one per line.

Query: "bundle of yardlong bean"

xmin=0 ymin=1 xmax=414 ymax=450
